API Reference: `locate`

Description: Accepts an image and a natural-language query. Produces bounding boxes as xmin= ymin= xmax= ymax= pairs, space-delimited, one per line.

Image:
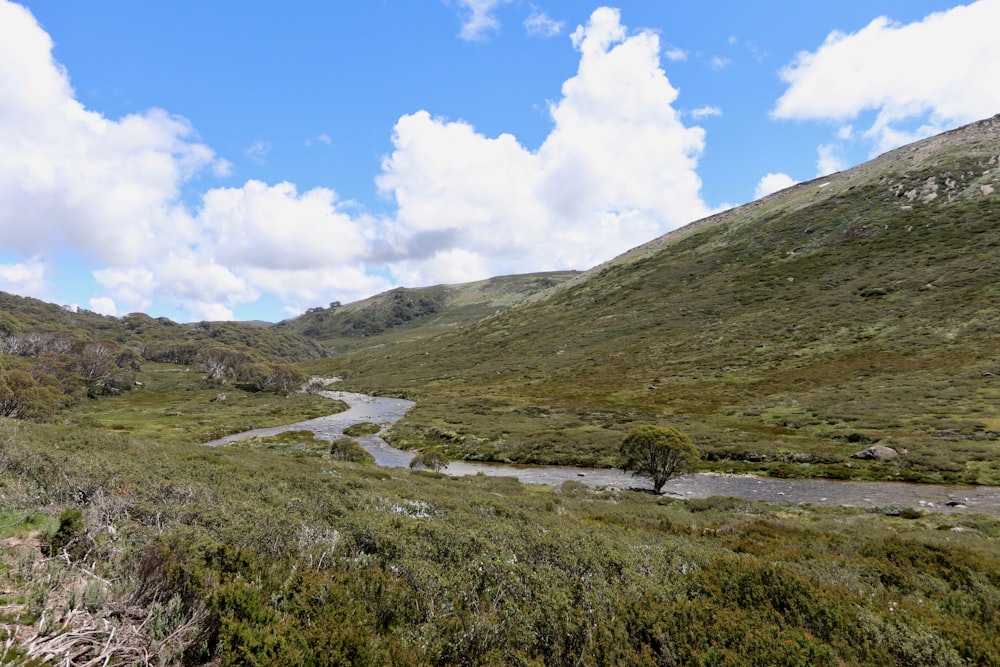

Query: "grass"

xmin=1 ymin=410 xmax=999 ymax=663
xmin=0 ymin=510 xmax=54 ymax=541
xmin=63 ymin=363 xmax=339 ymax=445
xmin=227 ymin=430 xmax=332 ymax=456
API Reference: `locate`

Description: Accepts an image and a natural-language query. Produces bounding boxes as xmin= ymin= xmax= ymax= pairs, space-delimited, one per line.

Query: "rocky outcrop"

xmin=850 ymin=445 xmax=899 ymax=461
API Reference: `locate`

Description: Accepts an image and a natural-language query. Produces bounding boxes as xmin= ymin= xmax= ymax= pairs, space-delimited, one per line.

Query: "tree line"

xmin=0 ymin=310 xmax=305 ymax=422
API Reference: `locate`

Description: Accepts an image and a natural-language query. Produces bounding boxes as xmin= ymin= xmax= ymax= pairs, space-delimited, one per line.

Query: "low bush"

xmin=329 ymin=437 xmax=374 ymax=464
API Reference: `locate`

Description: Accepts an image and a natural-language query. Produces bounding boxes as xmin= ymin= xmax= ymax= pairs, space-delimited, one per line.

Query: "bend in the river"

xmin=204 ymin=389 xmax=1000 ymax=516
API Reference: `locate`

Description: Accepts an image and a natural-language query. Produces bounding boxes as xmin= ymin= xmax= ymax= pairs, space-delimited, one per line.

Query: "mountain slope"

xmin=315 ymin=114 xmax=1000 ymax=482
xmin=273 ymin=271 xmax=578 ymax=351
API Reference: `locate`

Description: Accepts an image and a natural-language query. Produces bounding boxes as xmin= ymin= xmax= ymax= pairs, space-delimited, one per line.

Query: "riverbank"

xmin=205 ymin=389 xmax=1000 ymax=516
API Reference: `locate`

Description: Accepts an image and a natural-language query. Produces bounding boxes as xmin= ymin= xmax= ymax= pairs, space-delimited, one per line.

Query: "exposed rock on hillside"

xmin=850 ymin=446 xmax=900 ymax=461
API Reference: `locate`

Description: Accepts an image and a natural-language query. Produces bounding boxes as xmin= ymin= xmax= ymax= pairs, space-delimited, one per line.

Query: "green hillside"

xmin=273 ymin=271 xmax=578 ymax=351
xmin=313 ymin=114 xmax=1000 ymax=483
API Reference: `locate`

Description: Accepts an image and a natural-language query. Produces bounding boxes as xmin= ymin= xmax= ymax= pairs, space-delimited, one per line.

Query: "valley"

xmin=0 ymin=115 xmax=999 ymax=664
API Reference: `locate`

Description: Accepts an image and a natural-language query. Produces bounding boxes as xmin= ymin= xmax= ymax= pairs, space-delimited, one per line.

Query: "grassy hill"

xmin=272 ymin=271 xmax=578 ymax=351
xmin=310 ymin=114 xmax=1000 ymax=484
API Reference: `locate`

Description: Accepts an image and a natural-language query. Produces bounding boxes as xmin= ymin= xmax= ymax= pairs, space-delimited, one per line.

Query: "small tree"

xmin=620 ymin=425 xmax=699 ymax=493
xmin=409 ymin=447 xmax=449 ymax=472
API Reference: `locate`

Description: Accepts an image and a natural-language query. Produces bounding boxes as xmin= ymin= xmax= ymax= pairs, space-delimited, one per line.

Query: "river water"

xmin=204 ymin=390 xmax=1000 ymax=516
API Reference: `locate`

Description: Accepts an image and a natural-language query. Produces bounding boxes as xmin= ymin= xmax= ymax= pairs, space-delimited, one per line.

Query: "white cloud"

xmin=377 ymin=7 xmax=710 ymax=286
xmin=773 ymin=0 xmax=1000 ymax=152
xmin=816 ymin=143 xmax=847 ymax=176
xmin=89 ymin=296 xmax=117 ymax=316
xmin=243 ymin=265 xmax=390 ymax=317
xmin=0 ymin=2 xmax=712 ymax=321
xmin=754 ymin=172 xmax=798 ymax=199
xmin=212 ymin=158 xmax=234 ymax=178
xmin=709 ymin=55 xmax=731 ymax=70
xmin=156 ymin=251 xmax=258 ymax=321
xmin=199 ymin=180 xmax=368 ymax=270
xmin=244 ymin=140 xmax=271 ymax=164
xmin=0 ymin=1 xmax=381 ymax=321
xmin=305 ymin=133 xmax=332 ymax=147
xmin=0 ymin=1 xmax=219 ymax=269
xmin=663 ymin=46 xmax=687 ymax=62
xmin=455 ymin=0 xmax=511 ymax=41
xmin=524 ymin=8 xmax=563 ymax=37
xmin=691 ymin=106 xmax=722 ymax=119
xmin=0 ymin=260 xmax=46 ymax=297
xmin=90 ymin=180 xmax=378 ymax=317
xmin=93 ymin=266 xmax=156 ymax=314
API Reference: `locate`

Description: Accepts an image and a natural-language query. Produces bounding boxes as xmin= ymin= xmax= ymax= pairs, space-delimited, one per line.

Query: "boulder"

xmin=850 ymin=445 xmax=899 ymax=461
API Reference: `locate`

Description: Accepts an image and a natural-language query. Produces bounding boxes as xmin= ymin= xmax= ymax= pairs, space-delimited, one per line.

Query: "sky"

xmin=1 ymin=1 xmax=998 ymax=323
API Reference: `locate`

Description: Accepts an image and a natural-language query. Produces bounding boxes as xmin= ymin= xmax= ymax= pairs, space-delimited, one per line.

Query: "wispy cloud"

xmin=663 ymin=45 xmax=687 ymax=62
xmin=305 ymin=133 xmax=332 ymax=147
xmin=455 ymin=0 xmax=511 ymax=41
xmin=244 ymin=140 xmax=271 ymax=164
xmin=524 ymin=8 xmax=563 ymax=38
xmin=709 ymin=55 xmax=731 ymax=70
xmin=691 ymin=106 xmax=722 ymax=119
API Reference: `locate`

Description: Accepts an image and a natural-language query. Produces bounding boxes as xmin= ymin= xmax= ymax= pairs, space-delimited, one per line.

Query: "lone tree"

xmin=620 ymin=425 xmax=699 ymax=493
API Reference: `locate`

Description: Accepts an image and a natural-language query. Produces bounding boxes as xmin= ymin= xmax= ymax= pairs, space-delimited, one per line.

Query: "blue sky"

xmin=1 ymin=1 xmax=997 ymax=322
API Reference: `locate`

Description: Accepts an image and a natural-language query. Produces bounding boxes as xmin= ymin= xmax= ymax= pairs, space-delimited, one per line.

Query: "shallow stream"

xmin=204 ymin=390 xmax=1000 ymax=516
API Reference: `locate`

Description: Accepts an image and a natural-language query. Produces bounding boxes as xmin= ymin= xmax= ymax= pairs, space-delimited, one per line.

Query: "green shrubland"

xmin=0 ymin=414 xmax=997 ymax=664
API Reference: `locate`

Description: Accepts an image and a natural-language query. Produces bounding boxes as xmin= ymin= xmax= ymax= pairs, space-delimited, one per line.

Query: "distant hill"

xmin=315 ymin=113 xmax=1000 ymax=482
xmin=273 ymin=271 xmax=579 ymax=351
xmin=0 ymin=292 xmax=327 ymax=363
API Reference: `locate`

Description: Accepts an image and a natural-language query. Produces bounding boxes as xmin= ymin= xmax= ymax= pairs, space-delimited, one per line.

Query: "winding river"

xmin=205 ymin=389 xmax=1000 ymax=516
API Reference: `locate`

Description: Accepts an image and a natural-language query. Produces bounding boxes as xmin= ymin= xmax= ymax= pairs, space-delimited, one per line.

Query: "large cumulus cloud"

xmin=1 ymin=3 xmax=709 ymax=320
xmin=378 ymin=7 xmax=711 ymax=287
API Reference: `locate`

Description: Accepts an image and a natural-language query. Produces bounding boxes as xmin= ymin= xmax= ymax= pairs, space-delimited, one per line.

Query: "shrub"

xmin=45 ymin=508 xmax=84 ymax=557
xmin=329 ymin=437 xmax=374 ymax=464
xmin=687 ymin=496 xmax=744 ymax=513
xmin=409 ymin=447 xmax=449 ymax=472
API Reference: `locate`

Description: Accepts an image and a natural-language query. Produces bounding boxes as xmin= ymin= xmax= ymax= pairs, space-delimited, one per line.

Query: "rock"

xmin=850 ymin=445 xmax=899 ymax=461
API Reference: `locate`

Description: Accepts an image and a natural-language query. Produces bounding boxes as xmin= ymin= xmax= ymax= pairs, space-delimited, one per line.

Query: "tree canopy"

xmin=620 ymin=425 xmax=699 ymax=493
